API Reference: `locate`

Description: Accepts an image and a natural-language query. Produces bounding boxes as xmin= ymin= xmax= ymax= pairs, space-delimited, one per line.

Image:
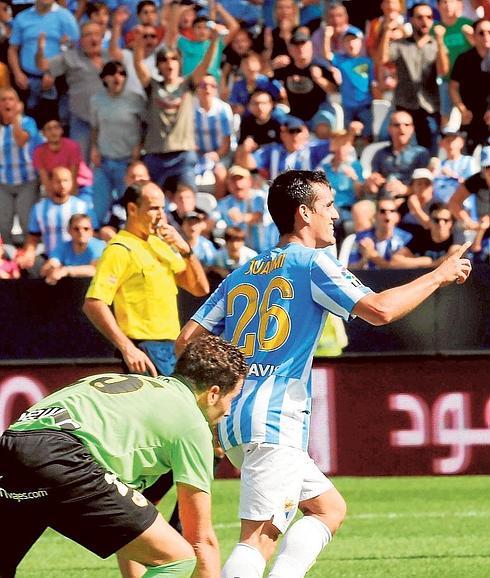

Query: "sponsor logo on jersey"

xmin=248 ymin=363 xmax=279 ymax=378
xmin=0 ymin=487 xmax=48 ymax=502
xmin=17 ymin=406 xmax=65 ymax=422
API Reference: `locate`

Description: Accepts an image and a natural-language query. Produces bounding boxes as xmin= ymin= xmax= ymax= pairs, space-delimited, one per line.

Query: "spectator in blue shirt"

xmin=325 ymin=27 xmax=376 ymax=139
xmin=212 ymin=164 xmax=277 ymax=254
xmin=316 ymin=129 xmax=364 ymax=241
xmin=433 ymin=129 xmax=479 ymax=208
xmin=16 ymin=166 xmax=98 ymax=274
xmin=349 ymin=196 xmax=412 ymax=269
xmin=208 ymin=225 xmax=257 ymax=279
xmin=236 ymin=115 xmax=330 ymax=182
xmin=352 ymin=110 xmax=431 ymax=231
xmin=7 ymin=0 xmax=79 ymax=120
xmin=40 ymin=212 xmax=105 ymax=284
xmin=0 ymin=87 xmax=43 ymax=245
xmin=180 ymin=211 xmax=217 ymax=267
xmin=194 ymin=73 xmax=234 ymax=198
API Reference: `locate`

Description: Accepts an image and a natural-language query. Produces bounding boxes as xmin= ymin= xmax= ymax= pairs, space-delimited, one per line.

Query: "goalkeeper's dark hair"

xmin=175 ymin=335 xmax=248 ymax=394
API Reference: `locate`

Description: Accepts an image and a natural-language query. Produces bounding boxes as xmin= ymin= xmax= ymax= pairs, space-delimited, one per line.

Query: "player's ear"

xmin=299 ymin=204 xmax=310 ymax=223
xmin=207 ymin=385 xmax=221 ymax=406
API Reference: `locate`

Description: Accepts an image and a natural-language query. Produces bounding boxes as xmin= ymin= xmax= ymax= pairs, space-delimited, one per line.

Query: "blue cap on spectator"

xmin=481 ymin=146 xmax=490 ymax=168
xmin=281 ymin=116 xmax=306 ymax=130
xmin=343 ymin=26 xmax=364 ymax=39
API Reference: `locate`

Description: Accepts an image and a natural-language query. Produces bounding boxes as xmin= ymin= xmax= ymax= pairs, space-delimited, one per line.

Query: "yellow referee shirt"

xmin=86 ymin=230 xmax=186 ymax=340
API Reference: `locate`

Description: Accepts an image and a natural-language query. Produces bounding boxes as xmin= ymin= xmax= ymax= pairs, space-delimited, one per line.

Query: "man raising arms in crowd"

xmin=176 ymin=169 xmax=471 ymax=578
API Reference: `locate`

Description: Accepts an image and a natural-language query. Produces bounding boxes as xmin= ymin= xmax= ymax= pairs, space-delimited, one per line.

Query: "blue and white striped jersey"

xmin=194 ymin=97 xmax=234 ymax=154
xmin=0 ymin=116 xmax=43 ymax=185
xmin=28 ymin=197 xmax=99 ymax=255
xmin=192 ymin=242 xmax=372 ymax=451
xmin=254 ymin=141 xmax=330 ymax=181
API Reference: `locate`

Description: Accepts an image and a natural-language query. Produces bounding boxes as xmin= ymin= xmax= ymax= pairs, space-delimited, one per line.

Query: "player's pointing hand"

xmin=434 ymin=241 xmax=472 ymax=287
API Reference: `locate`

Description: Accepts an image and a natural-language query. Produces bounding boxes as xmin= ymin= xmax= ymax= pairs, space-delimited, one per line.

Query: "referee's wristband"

xmin=180 ymin=247 xmax=193 ymax=259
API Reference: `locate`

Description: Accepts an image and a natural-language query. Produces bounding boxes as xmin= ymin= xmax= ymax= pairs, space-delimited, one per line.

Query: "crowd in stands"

xmin=0 ymin=0 xmax=488 ymax=285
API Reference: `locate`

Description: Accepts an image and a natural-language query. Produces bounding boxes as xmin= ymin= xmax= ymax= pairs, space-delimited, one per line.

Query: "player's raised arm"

xmin=353 ymin=242 xmax=472 ymax=326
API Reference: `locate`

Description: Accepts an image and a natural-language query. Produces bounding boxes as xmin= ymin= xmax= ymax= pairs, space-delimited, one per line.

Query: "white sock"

xmin=221 ymin=542 xmax=267 ymax=578
xmin=268 ymin=516 xmax=332 ymax=578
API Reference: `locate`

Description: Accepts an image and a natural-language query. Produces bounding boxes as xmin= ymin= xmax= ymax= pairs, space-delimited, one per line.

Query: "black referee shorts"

xmin=0 ymin=429 xmax=158 ymax=577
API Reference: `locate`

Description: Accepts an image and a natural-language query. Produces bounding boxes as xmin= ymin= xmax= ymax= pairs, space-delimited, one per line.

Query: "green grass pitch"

xmin=17 ymin=476 xmax=490 ymax=577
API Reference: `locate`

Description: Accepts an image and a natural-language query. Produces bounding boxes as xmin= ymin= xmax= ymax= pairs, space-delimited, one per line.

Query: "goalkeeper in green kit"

xmin=0 ymin=335 xmax=247 ymax=578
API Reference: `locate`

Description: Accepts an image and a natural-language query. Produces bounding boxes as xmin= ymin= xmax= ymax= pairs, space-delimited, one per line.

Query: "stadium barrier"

xmin=1 ymin=356 xmax=489 ymax=476
xmin=0 ymin=266 xmax=489 ymax=361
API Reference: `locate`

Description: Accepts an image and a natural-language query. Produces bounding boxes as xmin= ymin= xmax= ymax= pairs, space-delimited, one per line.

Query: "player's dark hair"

xmin=268 ymin=170 xmax=331 ymax=235
xmin=121 ymin=180 xmax=151 ymax=209
xmin=175 ymin=335 xmax=248 ymax=394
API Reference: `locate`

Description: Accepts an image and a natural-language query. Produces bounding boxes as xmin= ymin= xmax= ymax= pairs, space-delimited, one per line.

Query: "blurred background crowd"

xmin=0 ymin=0 xmax=489 ymax=285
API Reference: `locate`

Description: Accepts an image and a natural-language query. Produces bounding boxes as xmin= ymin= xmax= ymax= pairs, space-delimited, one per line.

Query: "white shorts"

xmin=226 ymin=443 xmax=334 ymax=534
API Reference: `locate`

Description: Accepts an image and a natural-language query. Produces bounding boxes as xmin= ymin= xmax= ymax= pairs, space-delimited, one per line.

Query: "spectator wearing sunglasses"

xmin=352 ymin=110 xmax=431 ymax=232
xmin=110 ymin=7 xmax=162 ymax=99
xmin=40 ymin=213 xmax=105 ymax=285
xmin=90 ymin=60 xmax=145 ymax=224
xmin=392 ymin=201 xmax=461 ymax=267
xmin=348 ymin=196 xmax=412 ymax=270
xmin=124 ymin=0 xmax=166 ymax=48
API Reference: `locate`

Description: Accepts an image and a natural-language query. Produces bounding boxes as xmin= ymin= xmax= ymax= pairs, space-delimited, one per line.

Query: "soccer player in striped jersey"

xmin=176 ymin=169 xmax=472 ymax=578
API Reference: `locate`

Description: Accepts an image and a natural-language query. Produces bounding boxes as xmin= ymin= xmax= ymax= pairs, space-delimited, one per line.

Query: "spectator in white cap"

xmin=400 ymin=167 xmax=436 ymax=233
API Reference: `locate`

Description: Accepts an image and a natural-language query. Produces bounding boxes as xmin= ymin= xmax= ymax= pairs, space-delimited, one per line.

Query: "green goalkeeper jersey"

xmin=9 ymin=373 xmax=214 ymax=494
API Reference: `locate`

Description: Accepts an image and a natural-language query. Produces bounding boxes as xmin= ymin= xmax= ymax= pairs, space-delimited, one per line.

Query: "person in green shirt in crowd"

xmin=0 ymin=335 xmax=247 ymax=578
